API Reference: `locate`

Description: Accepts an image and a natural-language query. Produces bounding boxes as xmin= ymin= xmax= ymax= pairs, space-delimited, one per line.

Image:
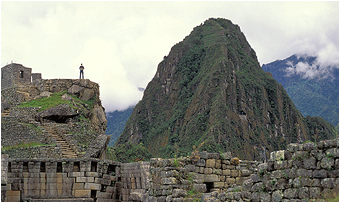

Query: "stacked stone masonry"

xmin=1 ymin=140 xmax=338 ymax=202
xmin=3 ymin=157 xmax=120 ymax=202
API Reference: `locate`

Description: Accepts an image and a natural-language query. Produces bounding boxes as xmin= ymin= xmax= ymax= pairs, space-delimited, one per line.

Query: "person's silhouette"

xmin=79 ymin=63 xmax=85 ymax=79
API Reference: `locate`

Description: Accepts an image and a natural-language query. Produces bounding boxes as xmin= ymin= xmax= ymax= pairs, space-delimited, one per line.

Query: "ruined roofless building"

xmin=1 ymin=63 xmax=42 ymax=90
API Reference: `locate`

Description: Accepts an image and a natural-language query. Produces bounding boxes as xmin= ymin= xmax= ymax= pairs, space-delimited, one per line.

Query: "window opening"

xmin=23 ymin=162 xmax=29 ymax=172
xmin=91 ymin=190 xmax=97 ymax=199
xmin=40 ymin=162 xmax=46 ymax=172
xmin=8 ymin=162 xmax=12 ymax=172
xmin=57 ymin=162 xmax=62 ymax=173
xmin=204 ymin=182 xmax=213 ymax=193
xmin=73 ymin=161 xmax=80 ymax=172
xmin=91 ymin=161 xmax=97 ymax=172
xmin=101 ymin=185 xmax=106 ymax=192
xmin=107 ymin=164 xmax=116 ymax=175
xmin=20 ymin=70 xmax=24 ymax=78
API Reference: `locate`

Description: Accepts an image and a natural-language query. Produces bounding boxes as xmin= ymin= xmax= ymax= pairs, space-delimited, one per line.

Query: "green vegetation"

xmin=107 ymin=142 xmax=152 ymax=163
xmin=19 ymin=91 xmax=95 ymax=112
xmin=106 ymin=107 xmax=134 ymax=146
xmin=262 ymin=54 xmax=339 ymax=126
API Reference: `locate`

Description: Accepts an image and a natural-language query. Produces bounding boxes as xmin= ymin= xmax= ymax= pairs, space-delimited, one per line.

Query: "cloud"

xmin=1 ymin=1 xmax=338 ymax=112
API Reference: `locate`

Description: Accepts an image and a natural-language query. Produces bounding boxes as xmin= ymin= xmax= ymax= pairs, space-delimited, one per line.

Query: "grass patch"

xmin=19 ymin=91 xmax=71 ymax=111
xmin=314 ymin=187 xmax=339 ymax=202
xmin=18 ymin=91 xmax=96 ymax=112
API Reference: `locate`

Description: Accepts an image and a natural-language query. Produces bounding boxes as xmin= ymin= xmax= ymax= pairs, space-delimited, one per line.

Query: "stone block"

xmin=84 ymin=183 xmax=101 ymax=190
xmin=272 ymin=190 xmax=283 ymax=202
xmin=74 ymin=189 xmax=91 ymax=198
xmin=283 ymin=188 xmax=298 ymax=198
xmin=240 ymin=169 xmax=251 ymax=177
xmin=251 ymin=182 xmax=264 ymax=192
xmin=222 ymin=164 xmax=227 ymax=170
xmin=106 ymin=186 xmax=115 ymax=193
xmin=312 ymin=169 xmax=327 ymax=178
xmin=56 ymin=173 xmax=67 ymax=179
xmin=303 ymin=142 xmax=316 ymax=151
xmin=204 ymin=168 xmax=212 ymax=174
xmin=320 ymin=157 xmax=335 ymax=169
xmin=29 ymin=173 xmax=40 ymax=178
xmin=85 ymin=172 xmax=99 ymax=177
xmin=204 ymin=174 xmax=219 ymax=182
xmin=226 ymin=178 xmax=235 ymax=184
xmin=223 ymin=169 xmax=231 ymax=176
xmin=270 ymin=150 xmax=285 ymax=161
xmin=73 ymin=183 xmax=84 ymax=190
xmin=193 ymin=184 xmax=206 ymax=193
xmin=97 ymin=192 xmax=112 ymax=199
xmin=214 ymin=182 xmax=224 ymax=188
xmin=6 ymin=194 xmax=20 ymax=202
xmin=46 ymin=178 xmax=57 ymax=183
xmin=76 ymin=177 xmax=94 ymax=183
xmin=303 ymin=157 xmax=316 ymax=169
xmin=298 ymin=187 xmax=309 ymax=199
xmin=194 ymin=159 xmax=206 ymax=167
xmin=206 ymin=159 xmax=216 ymax=168
xmin=68 ymin=172 xmax=84 ymax=177
xmin=172 ymin=189 xmax=187 ymax=198
xmin=309 ymin=187 xmax=321 ymax=199
xmin=215 ymin=160 xmax=221 ymax=169
xmin=46 ymin=183 xmax=57 ymax=191
xmin=251 ymin=192 xmax=261 ymax=202
xmin=236 ymin=177 xmax=246 ymax=185
xmin=326 ymin=148 xmax=339 ymax=158
xmin=219 ymin=175 xmax=225 ymax=182
xmin=213 ymin=169 xmax=222 ymax=175
xmin=46 ymin=173 xmax=57 ymax=179
xmin=45 ymin=189 xmax=58 ymax=197
xmin=321 ymin=178 xmax=334 ymax=188
xmin=161 ymin=177 xmax=177 ymax=185
xmin=230 ymin=170 xmax=239 ymax=177
xmin=199 ymin=167 xmax=204 ymax=174
xmin=23 ymin=172 xmax=29 ymax=178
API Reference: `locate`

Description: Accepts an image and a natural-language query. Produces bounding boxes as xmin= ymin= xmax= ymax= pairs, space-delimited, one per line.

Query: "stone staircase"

xmin=45 ymin=125 xmax=78 ymax=158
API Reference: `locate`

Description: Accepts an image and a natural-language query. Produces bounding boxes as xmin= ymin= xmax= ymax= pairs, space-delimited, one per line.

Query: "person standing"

xmin=79 ymin=63 xmax=85 ymax=79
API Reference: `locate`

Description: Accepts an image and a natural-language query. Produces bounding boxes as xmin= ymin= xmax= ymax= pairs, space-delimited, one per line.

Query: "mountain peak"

xmin=115 ymin=18 xmax=335 ymax=160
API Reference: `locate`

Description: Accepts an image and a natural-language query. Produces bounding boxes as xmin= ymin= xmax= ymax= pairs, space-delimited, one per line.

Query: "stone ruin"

xmin=1 ymin=139 xmax=338 ymax=202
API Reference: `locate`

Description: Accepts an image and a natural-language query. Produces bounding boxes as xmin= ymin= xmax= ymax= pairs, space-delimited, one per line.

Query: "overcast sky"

xmin=1 ymin=1 xmax=339 ymax=112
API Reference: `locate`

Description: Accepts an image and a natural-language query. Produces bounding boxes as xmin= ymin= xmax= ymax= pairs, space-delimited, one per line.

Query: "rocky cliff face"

xmin=116 ymin=18 xmax=335 ymax=160
xmin=1 ymin=78 xmax=109 ymax=158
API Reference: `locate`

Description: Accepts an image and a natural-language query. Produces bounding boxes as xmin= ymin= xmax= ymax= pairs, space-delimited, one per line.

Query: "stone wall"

xmin=1 ymin=87 xmax=24 ymax=108
xmin=233 ymin=139 xmax=339 ymax=202
xmin=1 ymin=116 xmax=47 ymax=148
xmin=1 ymin=63 xmax=32 ymax=90
xmin=4 ymin=157 xmax=120 ymax=202
xmin=2 ymin=145 xmax=63 ymax=159
xmin=2 ymin=154 xmax=9 ymax=202
xmin=146 ymin=139 xmax=339 ymax=202
xmin=2 ymin=139 xmax=338 ymax=202
xmin=1 ymin=64 xmax=14 ymax=90
xmin=120 ymin=162 xmax=150 ymax=201
xmin=147 ymin=152 xmax=259 ymax=202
